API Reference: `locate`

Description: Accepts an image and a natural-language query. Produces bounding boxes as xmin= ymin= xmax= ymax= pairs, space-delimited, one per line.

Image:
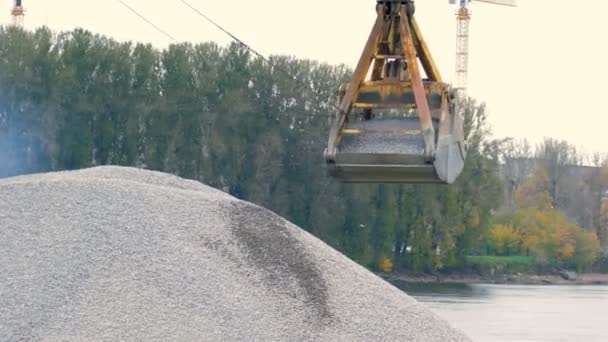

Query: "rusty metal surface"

xmin=337 ymin=12 xmax=385 ymax=116
xmin=399 ymin=6 xmax=436 ymax=160
xmin=411 ymin=17 xmax=442 ymax=82
xmin=354 ymin=81 xmax=445 ymax=110
xmin=325 ymin=11 xmax=385 ymax=162
xmin=328 ymin=164 xmax=443 ymax=184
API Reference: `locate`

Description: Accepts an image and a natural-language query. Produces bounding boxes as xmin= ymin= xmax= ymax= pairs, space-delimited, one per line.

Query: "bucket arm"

xmin=325 ymin=9 xmax=385 ymax=162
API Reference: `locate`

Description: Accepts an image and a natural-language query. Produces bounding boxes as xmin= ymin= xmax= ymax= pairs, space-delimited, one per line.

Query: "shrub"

xmin=379 ymin=257 xmax=394 ymax=273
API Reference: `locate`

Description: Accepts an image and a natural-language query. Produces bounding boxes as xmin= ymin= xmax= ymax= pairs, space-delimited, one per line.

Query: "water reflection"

xmin=393 ymin=281 xmax=487 ymax=297
xmin=391 ymin=282 xmax=608 ymax=342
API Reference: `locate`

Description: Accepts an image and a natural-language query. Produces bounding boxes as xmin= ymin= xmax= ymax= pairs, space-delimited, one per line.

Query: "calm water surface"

xmin=394 ymin=282 xmax=608 ymax=342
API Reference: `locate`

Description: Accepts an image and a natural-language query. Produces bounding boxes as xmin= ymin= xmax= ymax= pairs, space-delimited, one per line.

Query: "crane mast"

xmin=451 ymin=0 xmax=516 ymax=95
xmin=455 ymin=7 xmax=471 ymax=93
xmin=11 ymin=0 xmax=25 ymax=28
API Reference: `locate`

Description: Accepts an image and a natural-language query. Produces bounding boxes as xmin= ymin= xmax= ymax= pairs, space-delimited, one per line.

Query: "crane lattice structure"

xmin=11 ymin=0 xmax=25 ymax=28
xmin=450 ymin=0 xmax=516 ymax=94
xmin=455 ymin=4 xmax=470 ymax=93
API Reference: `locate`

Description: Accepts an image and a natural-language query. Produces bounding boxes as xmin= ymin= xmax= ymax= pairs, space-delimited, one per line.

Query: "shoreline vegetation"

xmin=1 ymin=26 xmax=607 ymax=276
xmin=382 ymin=255 xmax=608 ymax=286
xmin=382 ymin=272 xmax=608 ymax=286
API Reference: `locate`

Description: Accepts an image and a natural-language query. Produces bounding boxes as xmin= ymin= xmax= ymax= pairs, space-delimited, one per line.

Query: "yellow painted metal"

xmin=411 ymin=18 xmax=442 ymax=82
xmin=326 ymin=11 xmax=385 ymax=158
xmin=353 ymin=81 xmax=446 ymax=110
xmin=337 ymin=13 xmax=385 ymax=115
xmin=325 ymin=1 xmax=466 ymax=184
xmin=399 ymin=6 xmax=435 ymax=158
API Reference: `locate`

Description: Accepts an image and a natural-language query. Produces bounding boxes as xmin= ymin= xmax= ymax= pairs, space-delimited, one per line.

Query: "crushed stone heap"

xmin=0 ymin=166 xmax=470 ymax=341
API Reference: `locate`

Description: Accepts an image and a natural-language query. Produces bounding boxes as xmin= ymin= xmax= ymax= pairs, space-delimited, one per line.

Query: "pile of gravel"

xmin=0 ymin=166 xmax=470 ymax=341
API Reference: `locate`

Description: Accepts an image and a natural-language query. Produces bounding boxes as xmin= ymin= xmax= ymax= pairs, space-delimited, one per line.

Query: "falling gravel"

xmin=0 ymin=166 xmax=471 ymax=342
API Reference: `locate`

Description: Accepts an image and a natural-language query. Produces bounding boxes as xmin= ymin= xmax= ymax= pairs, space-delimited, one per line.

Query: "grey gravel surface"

xmin=0 ymin=166 xmax=471 ymax=342
xmin=339 ymin=119 xmax=426 ymax=155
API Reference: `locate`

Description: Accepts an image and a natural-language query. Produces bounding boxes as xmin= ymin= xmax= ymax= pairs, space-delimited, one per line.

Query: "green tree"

xmin=0 ymin=26 xmax=511 ymax=274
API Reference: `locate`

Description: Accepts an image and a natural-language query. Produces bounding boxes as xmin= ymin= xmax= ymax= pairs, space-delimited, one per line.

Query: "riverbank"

xmin=382 ymin=272 xmax=608 ymax=286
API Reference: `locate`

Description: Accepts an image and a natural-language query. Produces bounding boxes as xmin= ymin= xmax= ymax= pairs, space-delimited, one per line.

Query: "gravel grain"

xmin=339 ymin=119 xmax=426 ymax=155
xmin=0 ymin=166 xmax=471 ymax=341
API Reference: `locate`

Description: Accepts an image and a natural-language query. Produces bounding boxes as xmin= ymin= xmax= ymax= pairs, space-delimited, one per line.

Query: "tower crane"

xmin=450 ymin=0 xmax=517 ymax=93
xmin=10 ymin=0 xmax=25 ymax=28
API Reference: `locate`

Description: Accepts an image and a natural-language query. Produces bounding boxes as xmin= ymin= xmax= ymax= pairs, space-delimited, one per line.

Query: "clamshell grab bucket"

xmin=324 ymin=0 xmax=466 ymax=184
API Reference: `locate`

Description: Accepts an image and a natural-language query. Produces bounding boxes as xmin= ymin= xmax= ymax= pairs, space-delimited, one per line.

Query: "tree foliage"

xmin=497 ymin=163 xmax=603 ymax=270
xmin=488 ymin=224 xmax=521 ymax=256
xmin=2 ymin=26 xmax=602 ymax=273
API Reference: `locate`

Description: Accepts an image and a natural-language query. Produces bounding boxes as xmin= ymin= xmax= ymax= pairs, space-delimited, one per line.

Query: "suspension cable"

xmin=117 ymin=0 xmax=177 ymax=42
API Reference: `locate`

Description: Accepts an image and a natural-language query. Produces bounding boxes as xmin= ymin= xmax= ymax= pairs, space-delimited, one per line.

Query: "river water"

xmin=394 ymin=282 xmax=608 ymax=342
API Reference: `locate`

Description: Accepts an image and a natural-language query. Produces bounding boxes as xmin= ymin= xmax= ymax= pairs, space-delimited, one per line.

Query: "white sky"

xmin=3 ymin=0 xmax=608 ymax=155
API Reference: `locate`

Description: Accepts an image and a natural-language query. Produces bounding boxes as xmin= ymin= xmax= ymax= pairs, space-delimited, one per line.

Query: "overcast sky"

xmin=3 ymin=0 xmax=608 ymax=156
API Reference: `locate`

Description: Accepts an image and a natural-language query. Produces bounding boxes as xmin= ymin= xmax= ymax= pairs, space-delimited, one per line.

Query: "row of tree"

xmin=0 ymin=26 xmax=605 ymax=272
xmin=493 ymin=140 xmax=608 ymax=271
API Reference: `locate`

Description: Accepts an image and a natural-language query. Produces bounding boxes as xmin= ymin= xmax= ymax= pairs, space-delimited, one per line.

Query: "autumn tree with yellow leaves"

xmin=495 ymin=159 xmax=603 ymax=270
xmin=488 ymin=225 xmax=521 ymax=256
